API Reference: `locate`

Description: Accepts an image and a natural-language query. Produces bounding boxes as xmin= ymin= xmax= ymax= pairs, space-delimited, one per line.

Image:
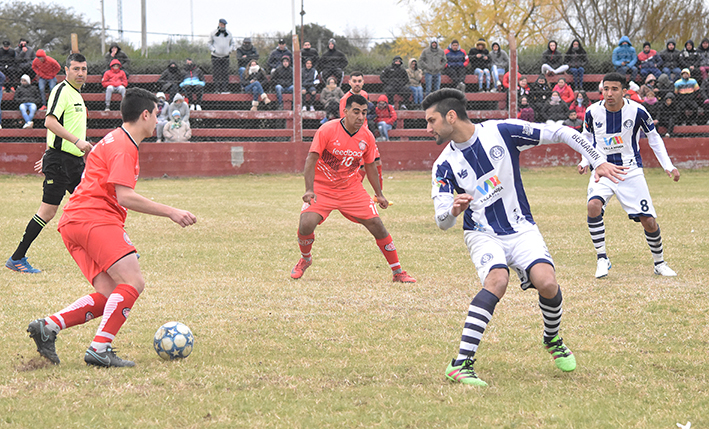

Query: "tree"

xmin=556 ymin=0 xmax=709 ymax=48
xmin=343 ymin=26 xmax=374 ymax=52
xmin=0 ymin=0 xmax=102 ymax=55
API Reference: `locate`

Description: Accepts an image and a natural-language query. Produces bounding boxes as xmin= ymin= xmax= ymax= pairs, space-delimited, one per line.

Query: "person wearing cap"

xmin=208 ymin=18 xmax=234 ymax=93
xmin=236 ymin=37 xmax=259 ymax=80
xmin=267 ymin=39 xmax=293 ymax=74
xmin=319 ymin=38 xmax=348 ymax=86
xmin=163 ymin=109 xmax=192 ymax=142
xmin=101 ymin=59 xmax=128 ymax=111
xmin=31 ymin=49 xmax=61 ymax=108
xmin=673 ymin=68 xmax=700 ymax=125
xmin=0 ymin=40 xmax=18 ymax=91
xmin=155 ymin=91 xmax=170 ymax=142
xmin=637 ymin=42 xmax=662 ymax=80
xmin=15 ymin=74 xmax=41 ymax=128
xmin=272 ymin=55 xmax=294 ymax=109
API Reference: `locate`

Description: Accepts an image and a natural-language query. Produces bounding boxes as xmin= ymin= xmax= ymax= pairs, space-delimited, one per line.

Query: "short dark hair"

xmin=602 ymin=72 xmax=626 ymax=88
xmin=421 ymin=89 xmax=469 ymax=123
xmin=121 ymin=88 xmax=158 ymax=123
xmin=350 ymin=71 xmax=364 ymax=78
xmin=66 ymin=53 xmax=87 ymax=67
xmin=345 ymin=94 xmax=368 ymax=108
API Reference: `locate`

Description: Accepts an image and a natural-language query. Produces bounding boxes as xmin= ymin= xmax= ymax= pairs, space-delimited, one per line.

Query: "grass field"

xmin=1 ymin=168 xmax=708 ymax=428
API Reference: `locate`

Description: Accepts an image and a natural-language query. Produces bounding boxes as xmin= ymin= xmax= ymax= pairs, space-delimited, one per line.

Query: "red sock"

xmin=49 ymin=292 xmax=107 ymax=330
xmin=92 ymin=284 xmax=140 ymax=345
xmin=298 ymin=231 xmax=314 ymax=259
xmin=376 ymin=234 xmax=401 ymax=272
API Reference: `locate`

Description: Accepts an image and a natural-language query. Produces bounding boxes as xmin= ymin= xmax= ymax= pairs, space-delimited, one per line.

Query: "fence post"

xmin=292 ymin=34 xmax=302 ymax=143
xmin=507 ymin=32 xmax=517 ymax=119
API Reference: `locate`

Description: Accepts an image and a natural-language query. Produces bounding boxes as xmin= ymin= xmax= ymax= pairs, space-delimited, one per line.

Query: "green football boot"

xmin=445 ymin=358 xmax=488 ymax=387
xmin=544 ymin=335 xmax=576 ymax=372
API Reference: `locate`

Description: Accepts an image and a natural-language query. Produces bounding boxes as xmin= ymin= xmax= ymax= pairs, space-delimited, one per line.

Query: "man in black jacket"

xmin=380 ymin=56 xmax=410 ymax=109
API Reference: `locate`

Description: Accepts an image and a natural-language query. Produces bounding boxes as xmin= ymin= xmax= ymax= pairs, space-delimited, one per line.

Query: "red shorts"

xmin=58 ymin=221 xmax=137 ymax=284
xmin=302 ymin=185 xmax=379 ymax=223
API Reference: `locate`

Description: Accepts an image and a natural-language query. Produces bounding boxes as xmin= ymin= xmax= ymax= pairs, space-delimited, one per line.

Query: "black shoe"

xmin=27 ymin=319 xmax=60 ymax=364
xmin=85 ymin=346 xmax=135 ymax=367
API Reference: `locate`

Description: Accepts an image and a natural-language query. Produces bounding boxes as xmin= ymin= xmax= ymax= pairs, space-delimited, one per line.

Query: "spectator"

xmin=625 ymin=81 xmax=643 ymax=103
xmin=501 ymin=71 xmax=522 ymax=90
xmin=301 ymin=41 xmax=319 ymax=67
xmin=698 ymin=38 xmax=709 ymax=82
xmin=236 ymin=38 xmax=259 ymax=79
xmin=101 ymin=59 xmax=128 ymax=111
xmin=569 ymin=90 xmax=590 ymax=118
xmin=0 ymin=40 xmax=18 ymax=91
xmin=104 ymin=43 xmax=129 ymax=71
xmin=541 ymin=40 xmax=569 ymax=76
xmin=320 ymin=76 xmax=344 ymax=121
xmin=380 ymin=55 xmax=410 ymax=109
xmin=180 ymin=58 xmax=206 ymax=110
xmin=612 ymin=36 xmax=638 ymax=81
xmin=516 ymin=76 xmax=531 ymax=99
xmin=489 ymin=42 xmax=509 ymax=90
xmin=318 ymin=38 xmax=348 ymax=86
xmin=158 ymin=61 xmax=182 ymax=101
xmin=374 ymin=94 xmax=396 ymax=141
xmin=272 ymin=55 xmax=294 ymax=110
xmin=31 ymin=49 xmax=60 ymax=108
xmin=242 ymin=59 xmax=271 ymax=111
xmin=16 ymin=74 xmax=40 ymax=128
xmin=301 ymin=58 xmax=319 ymax=111
xmin=679 ymin=40 xmax=701 ymax=82
xmin=541 ymin=90 xmax=569 ymax=125
xmin=517 ymin=95 xmax=535 ymax=122
xmin=639 ymin=74 xmax=660 ymax=102
xmin=565 ymin=39 xmax=587 ymax=90
xmin=698 ymin=77 xmax=709 ymax=124
xmin=468 ymin=38 xmax=492 ymax=92
xmin=168 ymin=93 xmax=190 ymax=124
xmin=674 ymin=68 xmax=700 ymax=125
xmin=657 ymin=92 xmax=677 ymax=136
xmin=0 ymin=70 xmax=5 ymax=127
xmin=637 ymin=42 xmax=663 ymax=81
xmin=155 ymin=92 xmax=170 ymax=142
xmin=659 ymin=39 xmax=682 ymax=82
xmin=207 ymin=18 xmax=234 ymax=94
xmin=163 ymin=110 xmax=192 ymax=142
xmin=407 ymin=58 xmax=424 ymax=108
xmin=656 ymin=73 xmax=674 ymax=98
xmin=366 ymin=99 xmax=378 ymax=135
xmin=419 ymin=38 xmax=446 ymax=96
xmin=444 ymin=39 xmax=467 ymax=92
xmin=529 ymin=74 xmax=551 ymax=112
xmin=267 ymin=39 xmax=293 ymax=74
xmin=14 ymin=38 xmax=35 ymax=80
xmin=643 ymin=89 xmax=661 ymax=125
xmin=553 ymin=77 xmax=574 ymax=104
xmin=563 ymin=109 xmax=583 ymax=131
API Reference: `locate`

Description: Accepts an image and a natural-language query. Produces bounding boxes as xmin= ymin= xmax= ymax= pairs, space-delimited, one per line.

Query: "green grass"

xmin=1 ymin=168 xmax=708 ymax=428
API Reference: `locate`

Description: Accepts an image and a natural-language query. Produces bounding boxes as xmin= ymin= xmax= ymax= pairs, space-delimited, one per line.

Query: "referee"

xmin=6 ymin=53 xmax=92 ymax=273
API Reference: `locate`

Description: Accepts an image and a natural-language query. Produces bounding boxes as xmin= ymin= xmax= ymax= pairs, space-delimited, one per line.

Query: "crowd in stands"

xmin=4 ymin=25 xmax=709 ymax=139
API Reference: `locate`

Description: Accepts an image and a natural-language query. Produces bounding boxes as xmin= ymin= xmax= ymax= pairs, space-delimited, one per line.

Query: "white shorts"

xmin=587 ymin=169 xmax=656 ymax=220
xmin=464 ymin=225 xmax=554 ymax=290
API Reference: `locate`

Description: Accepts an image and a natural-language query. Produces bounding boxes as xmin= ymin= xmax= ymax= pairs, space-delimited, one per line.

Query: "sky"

xmin=48 ymin=0 xmax=426 ymax=48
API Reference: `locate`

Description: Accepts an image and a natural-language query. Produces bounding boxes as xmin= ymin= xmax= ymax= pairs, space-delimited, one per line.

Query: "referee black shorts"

xmin=41 ymin=148 xmax=85 ymax=205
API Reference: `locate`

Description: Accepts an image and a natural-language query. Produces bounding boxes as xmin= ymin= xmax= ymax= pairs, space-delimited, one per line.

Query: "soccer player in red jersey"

xmin=27 ymin=88 xmax=197 ymax=367
xmin=291 ymin=94 xmax=415 ymax=283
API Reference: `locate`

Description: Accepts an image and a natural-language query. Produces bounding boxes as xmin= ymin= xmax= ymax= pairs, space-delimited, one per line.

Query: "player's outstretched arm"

xmin=593 ymin=162 xmax=627 ymax=184
xmin=115 ymin=185 xmax=196 ymax=227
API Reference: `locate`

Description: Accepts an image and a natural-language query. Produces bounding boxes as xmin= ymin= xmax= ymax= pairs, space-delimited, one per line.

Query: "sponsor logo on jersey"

xmin=435 ymin=176 xmax=447 ymax=187
xmin=480 ymin=253 xmax=493 ymax=265
xmin=476 ymin=175 xmax=501 ymax=195
xmin=602 ymin=136 xmax=624 ymax=146
xmin=123 ymin=232 xmax=133 ymax=246
xmin=646 ymin=117 xmax=654 ymax=128
xmin=358 ymin=141 xmax=367 ymax=151
xmin=623 ymin=119 xmax=633 ymax=129
xmin=385 ymin=243 xmax=396 ymax=251
xmin=595 ymin=121 xmax=604 ymax=129
xmin=458 ymin=169 xmax=468 ymax=179
xmin=122 ymin=307 xmax=131 ymax=318
xmin=489 ymin=145 xmax=505 ymax=161
xmin=522 ymin=123 xmax=533 ymax=136
xmin=333 ymin=139 xmax=341 ymax=146
xmin=332 ymin=148 xmax=363 ymax=157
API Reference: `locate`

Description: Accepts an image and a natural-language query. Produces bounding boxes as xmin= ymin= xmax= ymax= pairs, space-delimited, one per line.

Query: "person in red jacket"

xmin=374 ymin=94 xmax=397 ymax=141
xmin=31 ymin=49 xmax=61 ymax=108
xmin=102 ymin=59 xmax=128 ymax=111
xmin=553 ymin=77 xmax=574 ymax=104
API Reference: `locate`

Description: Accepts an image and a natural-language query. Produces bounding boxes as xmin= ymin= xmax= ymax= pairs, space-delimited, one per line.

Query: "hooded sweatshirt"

xmin=101 ymin=59 xmax=128 ymax=88
xmin=659 ymin=39 xmax=681 ymax=70
xmin=490 ymin=43 xmax=509 ymax=69
xmin=467 ymin=39 xmax=491 ymax=70
xmin=564 ymin=39 xmax=587 ymax=69
xmin=375 ymin=94 xmax=397 ymax=125
xmin=612 ymin=36 xmax=637 ymax=68
xmin=679 ymin=40 xmax=700 ymax=69
xmin=542 ymin=40 xmax=565 ymax=68
xmin=319 ymin=39 xmax=348 ymax=73
xmin=32 ymin=52 xmax=61 ymax=80
xmin=419 ymin=38 xmax=446 ymax=74
xmin=407 ymin=58 xmax=423 ymax=87
xmin=698 ymin=38 xmax=709 ymax=67
xmin=236 ymin=39 xmax=259 ymax=68
xmin=104 ymin=43 xmax=130 ymax=70
xmin=168 ymin=93 xmax=190 ymax=122
xmin=380 ymin=55 xmax=408 ymax=90
xmin=159 ymin=61 xmax=183 ymax=85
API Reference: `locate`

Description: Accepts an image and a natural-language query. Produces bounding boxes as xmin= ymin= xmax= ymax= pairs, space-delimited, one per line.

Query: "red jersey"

xmin=309 ymin=119 xmax=376 ymax=191
xmin=59 ymin=127 xmax=139 ymax=227
xmin=339 ymin=89 xmax=369 ymax=119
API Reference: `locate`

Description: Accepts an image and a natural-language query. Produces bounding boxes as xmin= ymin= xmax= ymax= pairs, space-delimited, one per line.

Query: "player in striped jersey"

xmin=578 ymin=72 xmax=680 ymax=278
xmin=424 ymin=89 xmax=625 ymax=386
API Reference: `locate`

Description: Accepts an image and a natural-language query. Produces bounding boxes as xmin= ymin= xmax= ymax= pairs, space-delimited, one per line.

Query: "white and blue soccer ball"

xmin=153 ymin=321 xmax=194 ymax=360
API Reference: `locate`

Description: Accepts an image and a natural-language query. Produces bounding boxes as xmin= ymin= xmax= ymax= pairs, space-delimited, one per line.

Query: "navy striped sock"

xmin=454 ymin=288 xmax=499 ymax=366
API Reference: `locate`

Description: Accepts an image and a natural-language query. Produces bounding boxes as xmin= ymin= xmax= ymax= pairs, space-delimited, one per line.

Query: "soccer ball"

xmin=153 ymin=321 xmax=194 ymax=360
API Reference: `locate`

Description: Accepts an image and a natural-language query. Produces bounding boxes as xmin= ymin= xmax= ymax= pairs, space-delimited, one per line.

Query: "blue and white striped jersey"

xmin=432 ymin=120 xmax=605 ymax=236
xmin=581 ymin=98 xmax=674 ymax=172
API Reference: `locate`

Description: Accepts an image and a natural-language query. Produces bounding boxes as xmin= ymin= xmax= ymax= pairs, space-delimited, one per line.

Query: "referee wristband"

xmin=74 ymin=137 xmax=81 ymax=145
